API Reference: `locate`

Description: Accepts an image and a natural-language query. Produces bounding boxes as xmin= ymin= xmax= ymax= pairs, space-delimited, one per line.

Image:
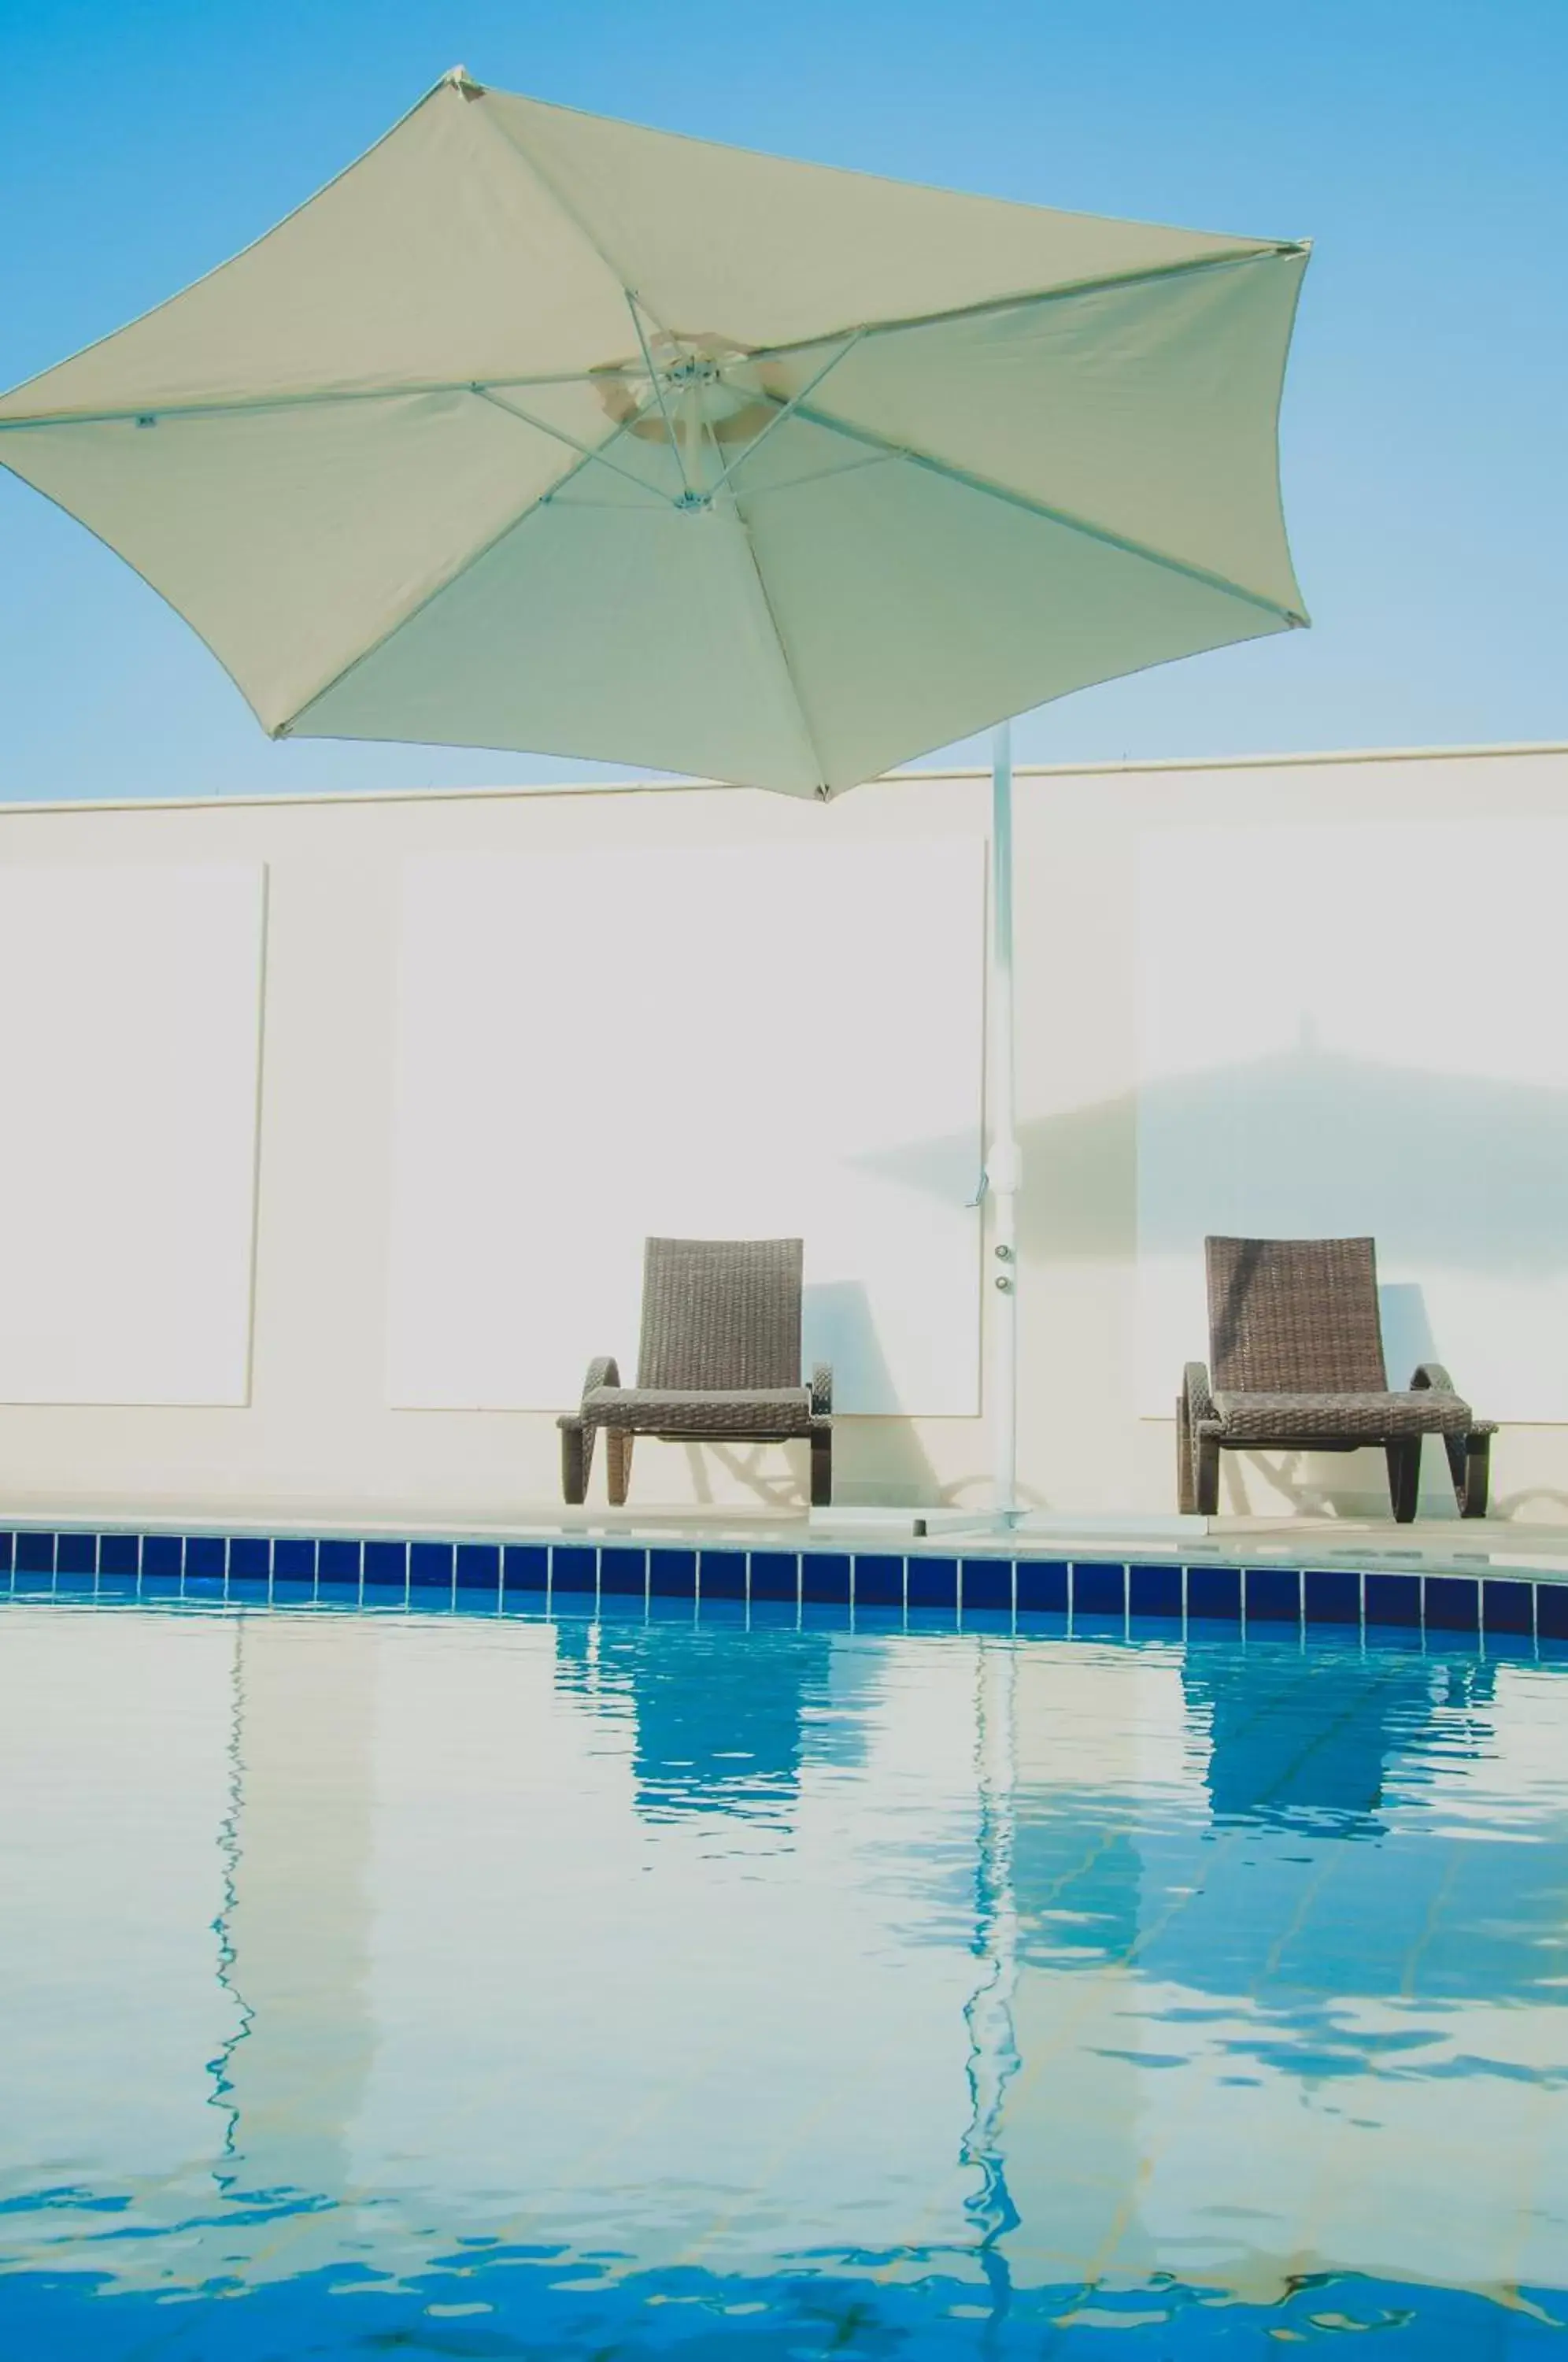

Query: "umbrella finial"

xmin=440 ymin=64 xmax=485 ymax=98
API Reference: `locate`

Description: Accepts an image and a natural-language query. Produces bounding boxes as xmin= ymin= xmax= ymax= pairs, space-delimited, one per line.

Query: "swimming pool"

xmin=2 ymin=1592 xmax=1564 ymax=2355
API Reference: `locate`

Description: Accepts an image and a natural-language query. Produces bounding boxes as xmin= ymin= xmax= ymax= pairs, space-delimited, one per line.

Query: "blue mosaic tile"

xmin=363 ymin=1539 xmax=407 ymax=1590
xmin=1073 ymin=1561 xmax=1126 ymax=1620
xmin=649 ymin=1548 xmax=696 ymax=1599
xmin=749 ymin=1550 xmax=798 ymax=1602
xmin=273 ymin=1537 xmax=316 ymax=1583
xmin=1245 ymin=1566 xmax=1301 ymax=1623
xmin=0 ymin=1532 xmax=13 ymax=1572
xmin=227 ymin=1576 xmax=269 ymax=1603
xmin=852 ymin=1554 xmax=904 ymax=1608
xmin=1127 ymin=1563 xmax=1182 ymax=1620
xmin=1537 ymin=1583 xmax=1568 ymax=1642
xmin=552 ymin=1546 xmax=597 ymax=1595
xmin=185 ymin=1535 xmax=226 ymax=1580
xmin=55 ymin=1532 xmax=96 ymax=1576
xmin=906 ymin=1556 xmax=958 ymax=1610
xmin=502 ymin=1543 xmax=548 ymax=1596
xmin=1365 ymin=1572 xmax=1422 ymax=1629
xmin=319 ymin=1538 xmax=361 ymax=1586
xmin=1188 ymin=1564 xmax=1242 ymax=1622
xmin=1018 ymin=1560 xmax=1070 ymax=1614
xmin=700 ymin=1550 xmax=746 ymax=1601
xmin=1482 ymin=1578 xmax=1533 ymax=1636
xmin=799 ymin=1597 xmax=852 ymax=1629
xmin=802 ymin=1552 xmax=851 ymax=1605
xmin=183 ymin=1576 xmax=226 ymax=1601
xmin=1304 ymin=1567 xmax=1360 ymax=1625
xmin=317 ymin=1581 xmax=361 ymax=1608
xmin=139 ymin=1572 xmax=181 ymax=1597
xmin=1424 ymin=1574 xmax=1480 ymax=1633
xmin=229 ymin=1537 xmax=269 ymax=1581
xmin=409 ymin=1540 xmax=453 ymax=1590
xmin=456 ymin=1542 xmax=501 ymax=1593
xmin=95 ymin=1571 xmax=140 ymax=1597
xmin=142 ymin=1534 xmax=182 ymax=1579
xmin=598 ymin=1546 xmax=648 ymax=1597
xmin=16 ymin=1531 xmax=54 ymax=1575
xmin=55 ymin=1568 xmax=97 ymax=1594
xmin=961 ymin=1557 xmax=1012 ymax=1612
xmin=270 ymin=1577 xmax=315 ymax=1605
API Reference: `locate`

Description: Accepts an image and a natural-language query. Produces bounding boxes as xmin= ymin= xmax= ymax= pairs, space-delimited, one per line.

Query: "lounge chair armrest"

xmin=1410 ymin=1362 xmax=1458 ymax=1394
xmin=1183 ymin=1361 xmax=1216 ymax=1425
xmin=810 ymin=1363 xmax=833 ymax=1420
xmin=582 ymin=1356 xmax=620 ymax=1406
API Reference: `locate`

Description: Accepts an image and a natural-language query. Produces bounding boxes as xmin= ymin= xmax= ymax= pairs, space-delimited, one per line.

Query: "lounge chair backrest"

xmin=638 ymin=1238 xmax=804 ymax=1390
xmin=1205 ymin=1235 xmax=1388 ymax=1394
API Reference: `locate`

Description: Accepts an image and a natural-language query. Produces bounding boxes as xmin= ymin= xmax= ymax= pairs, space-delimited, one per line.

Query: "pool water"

xmin=1 ymin=1594 xmax=1564 ymax=2356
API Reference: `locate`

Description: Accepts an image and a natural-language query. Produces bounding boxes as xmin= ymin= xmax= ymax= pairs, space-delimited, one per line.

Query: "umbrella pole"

xmin=988 ymin=720 xmax=1020 ymax=1518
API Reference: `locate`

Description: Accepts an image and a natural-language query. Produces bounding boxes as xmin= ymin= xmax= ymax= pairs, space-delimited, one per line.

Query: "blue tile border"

xmin=1128 ymin=1562 xmax=1181 ymax=1620
xmin=852 ymin=1553 xmax=904 ymax=1609
xmin=700 ymin=1549 xmax=747 ymax=1603
xmin=961 ymin=1557 xmax=1011 ymax=1612
xmin=1019 ymin=1559 xmax=1070 ymax=1614
xmin=749 ymin=1549 xmax=799 ymax=1604
xmin=802 ymin=1552 xmax=851 ymax=1605
xmin=1188 ymin=1565 xmax=1243 ymax=1622
xmin=599 ymin=1545 xmax=648 ymax=1598
xmin=0 ymin=1526 xmax=1564 ymax=1652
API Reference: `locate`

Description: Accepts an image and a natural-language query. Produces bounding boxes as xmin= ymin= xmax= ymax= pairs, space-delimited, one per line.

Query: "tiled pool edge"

xmin=2 ymin=1525 xmax=1565 ymax=1645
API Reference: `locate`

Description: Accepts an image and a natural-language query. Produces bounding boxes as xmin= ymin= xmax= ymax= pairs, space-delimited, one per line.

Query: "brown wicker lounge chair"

xmin=1178 ymin=1236 xmax=1494 ymax=1523
xmin=559 ymin=1237 xmax=833 ymax=1508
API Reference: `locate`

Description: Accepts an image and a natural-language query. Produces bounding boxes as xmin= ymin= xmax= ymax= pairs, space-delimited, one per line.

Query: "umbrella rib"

xmin=472 ymin=387 xmax=675 ymax=503
xmin=722 ymin=502 xmax=831 ymax=794
xmin=0 ymin=372 xmax=631 ymax=435
xmin=704 ymin=330 xmax=866 ymax=502
xmin=746 ymin=242 xmax=1304 ymax=363
xmin=274 ymin=413 xmax=649 ymax=735
xmin=790 ymin=398 xmax=1307 ymax=625
xmin=623 ymin=293 xmax=691 ymax=498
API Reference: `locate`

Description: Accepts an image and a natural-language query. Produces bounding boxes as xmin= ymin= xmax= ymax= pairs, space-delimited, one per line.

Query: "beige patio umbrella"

xmin=0 ymin=71 xmax=1311 ymax=1513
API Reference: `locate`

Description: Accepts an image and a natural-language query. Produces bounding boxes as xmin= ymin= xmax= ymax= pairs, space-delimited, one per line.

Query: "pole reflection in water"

xmin=960 ymin=1640 xmax=1021 ymax=2323
xmin=0 ymin=1596 xmax=1563 ymax=2357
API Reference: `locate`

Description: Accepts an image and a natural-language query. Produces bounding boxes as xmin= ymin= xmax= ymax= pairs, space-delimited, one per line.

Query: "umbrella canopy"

xmin=0 ymin=69 xmax=1309 ymax=797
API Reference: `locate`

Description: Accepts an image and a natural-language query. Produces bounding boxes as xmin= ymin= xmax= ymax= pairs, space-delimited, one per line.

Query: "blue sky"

xmin=2 ymin=0 xmax=1564 ymax=800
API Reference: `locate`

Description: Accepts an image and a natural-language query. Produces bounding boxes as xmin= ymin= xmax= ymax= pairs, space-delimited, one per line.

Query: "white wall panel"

xmin=386 ymin=840 xmax=983 ymax=1415
xmin=1136 ymin=821 xmax=1568 ymax=1421
xmin=0 ymin=864 xmax=264 ymax=1405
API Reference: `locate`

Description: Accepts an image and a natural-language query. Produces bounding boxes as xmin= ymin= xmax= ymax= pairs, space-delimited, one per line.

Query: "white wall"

xmin=386 ymin=839 xmax=983 ymax=1416
xmin=0 ymin=862 xmax=264 ymax=1404
xmin=1136 ymin=820 xmax=1568 ymax=1423
xmin=0 ymin=742 xmax=1566 ymax=1525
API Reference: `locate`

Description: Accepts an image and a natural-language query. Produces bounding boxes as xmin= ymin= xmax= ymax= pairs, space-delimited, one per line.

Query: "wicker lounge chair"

xmin=559 ymin=1237 xmax=833 ymax=1508
xmin=1178 ymin=1236 xmax=1494 ymax=1523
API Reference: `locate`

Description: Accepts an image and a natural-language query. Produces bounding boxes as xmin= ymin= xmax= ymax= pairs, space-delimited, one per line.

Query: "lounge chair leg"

xmin=810 ymin=1427 xmax=832 ymax=1509
xmin=1177 ymin=1394 xmax=1196 ymax=1514
xmin=561 ymin=1420 xmax=592 ymax=1506
xmin=607 ymin=1430 xmax=633 ymax=1508
xmin=1193 ymin=1431 xmax=1220 ymax=1517
xmin=1459 ymin=1430 xmax=1491 ymax=1518
xmin=1386 ymin=1438 xmax=1421 ymax=1523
